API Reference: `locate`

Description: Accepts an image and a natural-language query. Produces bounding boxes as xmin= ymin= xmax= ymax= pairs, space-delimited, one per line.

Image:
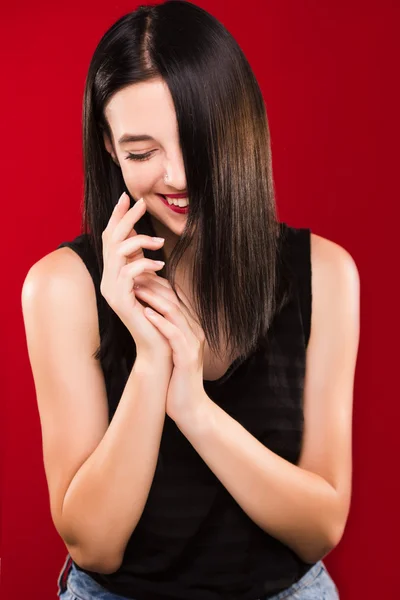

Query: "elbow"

xmin=87 ymin=559 xmax=122 ymax=575
xmin=299 ymin=521 xmax=346 ymax=565
xmin=300 ymin=490 xmax=350 ymax=564
xmin=66 ymin=542 xmax=122 ymax=575
xmin=322 ymin=503 xmax=349 ymax=558
xmin=326 ymin=519 xmax=347 ymax=555
xmin=85 ymin=555 xmax=122 ymax=575
xmin=299 ymin=538 xmax=337 ymax=565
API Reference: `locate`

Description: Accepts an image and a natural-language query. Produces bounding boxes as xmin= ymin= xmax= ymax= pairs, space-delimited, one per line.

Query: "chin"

xmin=148 ymin=210 xmax=185 ymax=237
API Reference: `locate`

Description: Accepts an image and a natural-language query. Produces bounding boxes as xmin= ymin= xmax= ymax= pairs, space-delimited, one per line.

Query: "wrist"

xmin=133 ymin=354 xmax=173 ymax=377
xmin=173 ymin=391 xmax=214 ymax=435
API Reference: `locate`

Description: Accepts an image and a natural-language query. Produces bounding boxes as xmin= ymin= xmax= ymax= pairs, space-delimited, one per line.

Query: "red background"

xmin=2 ymin=1 xmax=399 ymax=598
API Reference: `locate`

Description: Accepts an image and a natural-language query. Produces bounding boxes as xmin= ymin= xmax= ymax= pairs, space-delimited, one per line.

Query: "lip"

xmin=163 ymin=193 xmax=188 ymax=199
xmin=156 ymin=193 xmax=189 ymax=214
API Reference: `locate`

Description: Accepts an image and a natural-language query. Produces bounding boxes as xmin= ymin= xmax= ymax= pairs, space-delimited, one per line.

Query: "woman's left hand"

xmin=133 ymin=273 xmax=207 ymax=422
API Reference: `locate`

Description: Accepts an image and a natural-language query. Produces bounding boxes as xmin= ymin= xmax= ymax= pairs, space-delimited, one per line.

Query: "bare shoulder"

xmin=24 ymin=246 xmax=93 ymax=292
xmin=308 ymin=231 xmax=360 ymax=357
xmin=310 ymin=232 xmax=360 ymax=290
xmin=310 ymin=233 xmax=360 ymax=314
xmin=22 ymin=246 xmax=100 ymax=353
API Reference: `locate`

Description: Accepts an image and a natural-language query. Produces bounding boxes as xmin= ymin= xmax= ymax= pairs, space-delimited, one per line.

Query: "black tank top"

xmin=56 ymin=220 xmax=314 ymax=600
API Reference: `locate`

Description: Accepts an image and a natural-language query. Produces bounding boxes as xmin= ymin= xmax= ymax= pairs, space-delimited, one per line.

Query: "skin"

xmin=103 ymin=77 xmax=193 ymax=268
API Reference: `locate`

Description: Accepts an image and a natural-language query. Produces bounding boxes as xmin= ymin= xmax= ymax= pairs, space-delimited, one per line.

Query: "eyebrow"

xmin=118 ymin=133 xmax=156 ymax=145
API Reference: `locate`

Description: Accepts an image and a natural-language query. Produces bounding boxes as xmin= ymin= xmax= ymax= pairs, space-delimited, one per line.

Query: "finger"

xmin=104 ymin=191 xmax=130 ymax=234
xmin=134 ymin=281 xmax=181 ymax=308
xmin=144 ymin=307 xmax=187 ymax=361
xmin=123 ymin=258 xmax=165 ymax=281
xmin=139 ymin=282 xmax=205 ymax=346
xmin=136 ymin=287 xmax=194 ymax=342
xmin=134 ymin=278 xmax=194 ymax=317
xmin=112 ymin=197 xmax=148 ymax=243
xmin=117 ymin=234 xmax=165 ymax=260
xmin=133 ymin=271 xmax=170 ymax=287
xmin=133 ymin=271 xmax=173 ymax=291
xmin=118 ymin=258 xmax=165 ymax=307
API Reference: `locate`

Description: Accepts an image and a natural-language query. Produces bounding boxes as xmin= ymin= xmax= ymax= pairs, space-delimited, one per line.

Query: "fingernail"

xmin=155 ymin=260 xmax=165 ymax=266
xmin=152 ymin=237 xmax=165 ymax=242
xmin=137 ymin=197 xmax=144 ymax=205
xmin=118 ymin=192 xmax=127 ymax=205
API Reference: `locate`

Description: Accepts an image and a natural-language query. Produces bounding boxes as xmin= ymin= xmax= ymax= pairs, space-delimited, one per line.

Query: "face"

xmin=103 ymin=78 xmax=190 ymax=248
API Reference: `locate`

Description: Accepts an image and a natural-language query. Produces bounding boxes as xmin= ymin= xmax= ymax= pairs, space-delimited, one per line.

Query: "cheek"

xmin=119 ymin=165 xmax=143 ymax=190
xmin=121 ymin=164 xmax=161 ymax=192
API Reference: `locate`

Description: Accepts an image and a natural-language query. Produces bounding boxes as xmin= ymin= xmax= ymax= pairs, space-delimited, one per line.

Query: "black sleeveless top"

xmin=56 ymin=220 xmax=314 ymax=600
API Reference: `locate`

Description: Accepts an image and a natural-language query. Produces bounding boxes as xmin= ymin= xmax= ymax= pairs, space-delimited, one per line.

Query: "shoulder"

xmin=310 ymin=232 xmax=360 ymax=301
xmin=23 ymin=246 xmax=95 ymax=299
xmin=308 ymin=232 xmax=360 ymax=349
xmin=21 ymin=247 xmax=100 ymax=349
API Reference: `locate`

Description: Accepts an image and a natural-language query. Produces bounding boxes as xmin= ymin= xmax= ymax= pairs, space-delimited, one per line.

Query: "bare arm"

xmin=62 ymin=359 xmax=171 ymax=573
xmin=22 ymin=248 xmax=171 ymax=575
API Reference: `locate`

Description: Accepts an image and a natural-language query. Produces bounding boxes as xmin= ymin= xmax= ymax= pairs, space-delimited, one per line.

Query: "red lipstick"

xmin=163 ymin=193 xmax=188 ymax=199
xmin=156 ymin=193 xmax=189 ymax=214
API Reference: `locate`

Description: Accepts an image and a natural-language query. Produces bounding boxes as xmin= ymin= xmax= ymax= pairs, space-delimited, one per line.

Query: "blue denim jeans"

xmin=57 ymin=554 xmax=339 ymax=599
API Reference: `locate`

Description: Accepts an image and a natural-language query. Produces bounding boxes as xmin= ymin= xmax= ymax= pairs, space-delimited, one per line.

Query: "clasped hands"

xmin=133 ymin=272 xmax=208 ymax=423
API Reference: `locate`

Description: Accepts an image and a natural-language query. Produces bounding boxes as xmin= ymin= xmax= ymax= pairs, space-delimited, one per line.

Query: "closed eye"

xmin=125 ymin=151 xmax=154 ymax=162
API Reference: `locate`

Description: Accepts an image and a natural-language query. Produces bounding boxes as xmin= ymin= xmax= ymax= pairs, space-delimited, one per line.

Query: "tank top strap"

xmin=280 ymin=222 xmax=312 ymax=348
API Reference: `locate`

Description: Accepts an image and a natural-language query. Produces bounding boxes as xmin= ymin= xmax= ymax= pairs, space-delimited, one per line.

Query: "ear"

xmin=103 ymin=132 xmax=120 ymax=166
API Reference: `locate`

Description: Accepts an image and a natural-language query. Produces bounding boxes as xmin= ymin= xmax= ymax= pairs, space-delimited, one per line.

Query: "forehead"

xmin=104 ymin=78 xmax=178 ymax=143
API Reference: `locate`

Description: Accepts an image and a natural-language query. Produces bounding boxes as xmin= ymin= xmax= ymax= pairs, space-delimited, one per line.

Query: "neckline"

xmin=203 ymin=353 xmax=245 ymax=386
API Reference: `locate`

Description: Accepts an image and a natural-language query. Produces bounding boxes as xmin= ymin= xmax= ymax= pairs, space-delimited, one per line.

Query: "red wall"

xmin=2 ymin=1 xmax=398 ymax=598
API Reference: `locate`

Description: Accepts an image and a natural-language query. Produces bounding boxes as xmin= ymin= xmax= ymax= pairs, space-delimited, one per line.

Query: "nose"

xmin=163 ymin=156 xmax=187 ymax=193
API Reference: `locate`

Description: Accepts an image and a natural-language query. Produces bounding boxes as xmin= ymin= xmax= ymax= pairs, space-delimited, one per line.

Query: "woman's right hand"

xmin=100 ymin=192 xmax=172 ymax=364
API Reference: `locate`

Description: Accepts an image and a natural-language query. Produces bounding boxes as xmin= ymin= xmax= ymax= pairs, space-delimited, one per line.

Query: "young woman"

xmin=22 ymin=2 xmax=359 ymax=599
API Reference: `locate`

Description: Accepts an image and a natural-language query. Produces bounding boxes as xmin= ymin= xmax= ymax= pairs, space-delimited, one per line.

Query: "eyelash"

xmin=125 ymin=151 xmax=153 ymax=162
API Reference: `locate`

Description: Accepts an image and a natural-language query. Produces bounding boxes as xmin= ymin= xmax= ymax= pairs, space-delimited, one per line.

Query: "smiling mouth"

xmin=157 ymin=193 xmax=189 ymax=206
xmin=156 ymin=193 xmax=190 ymax=213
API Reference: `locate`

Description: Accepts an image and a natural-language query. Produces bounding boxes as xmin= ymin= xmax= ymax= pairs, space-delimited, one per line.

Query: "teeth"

xmin=166 ymin=197 xmax=189 ymax=207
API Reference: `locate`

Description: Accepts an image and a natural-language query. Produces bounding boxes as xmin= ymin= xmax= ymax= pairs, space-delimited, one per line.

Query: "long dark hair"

xmin=82 ymin=0 xmax=293 ymax=374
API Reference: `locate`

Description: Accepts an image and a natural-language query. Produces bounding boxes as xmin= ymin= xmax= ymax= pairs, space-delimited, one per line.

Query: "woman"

xmin=22 ymin=1 xmax=359 ymax=599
